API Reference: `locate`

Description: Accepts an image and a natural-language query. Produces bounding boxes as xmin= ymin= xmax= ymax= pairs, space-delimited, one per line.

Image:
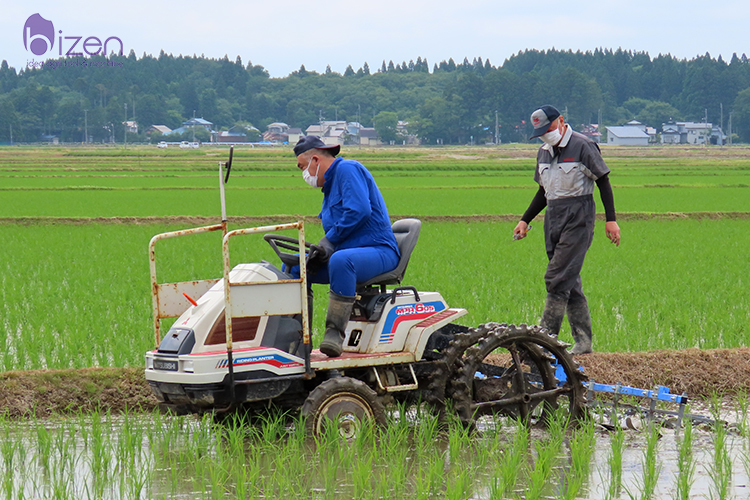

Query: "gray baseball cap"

xmin=529 ymin=105 xmax=561 ymax=139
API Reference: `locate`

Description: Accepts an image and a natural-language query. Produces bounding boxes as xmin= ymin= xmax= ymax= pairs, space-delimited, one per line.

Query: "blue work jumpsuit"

xmin=298 ymin=157 xmax=400 ymax=297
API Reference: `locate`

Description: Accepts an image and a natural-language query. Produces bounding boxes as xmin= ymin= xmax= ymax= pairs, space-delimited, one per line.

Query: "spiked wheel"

xmin=451 ymin=324 xmax=587 ymax=429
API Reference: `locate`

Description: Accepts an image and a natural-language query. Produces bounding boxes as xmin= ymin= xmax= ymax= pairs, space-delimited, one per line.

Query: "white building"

xmin=605 ymin=126 xmax=650 ymax=146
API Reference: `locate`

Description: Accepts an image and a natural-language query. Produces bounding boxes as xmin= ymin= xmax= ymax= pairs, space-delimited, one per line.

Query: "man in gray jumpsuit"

xmin=514 ymin=105 xmax=621 ymax=354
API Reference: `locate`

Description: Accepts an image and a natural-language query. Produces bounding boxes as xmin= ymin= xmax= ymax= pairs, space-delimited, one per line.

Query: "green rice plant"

xmin=562 ymin=414 xmax=596 ymax=500
xmin=525 ymin=433 xmax=561 ymax=500
xmin=638 ymin=422 xmax=663 ymax=500
xmin=489 ymin=419 xmax=529 ymax=499
xmin=675 ymin=418 xmax=696 ymax=500
xmin=708 ymin=396 xmax=733 ymax=500
xmin=1 ymin=419 xmax=16 ymax=500
xmin=736 ymin=389 xmax=749 ymax=435
xmin=350 ymin=447 xmax=373 ymax=499
xmin=445 ymin=464 xmax=474 ymax=500
xmin=606 ymin=422 xmax=625 ymax=500
xmin=32 ymin=415 xmax=52 ymax=471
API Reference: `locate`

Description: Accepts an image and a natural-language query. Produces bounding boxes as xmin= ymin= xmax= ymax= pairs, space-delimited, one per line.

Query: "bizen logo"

xmin=23 ymin=13 xmax=124 ymax=58
xmin=395 ymin=303 xmax=436 ymax=316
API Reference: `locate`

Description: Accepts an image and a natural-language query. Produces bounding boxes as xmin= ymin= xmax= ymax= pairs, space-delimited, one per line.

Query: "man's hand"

xmin=513 ymin=221 xmax=529 ymax=240
xmin=307 ymin=236 xmax=334 ymax=272
xmin=605 ymin=221 xmax=621 ymax=247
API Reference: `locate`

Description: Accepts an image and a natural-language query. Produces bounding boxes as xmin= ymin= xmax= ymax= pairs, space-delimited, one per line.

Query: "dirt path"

xmin=1 ymin=347 xmax=748 ymax=417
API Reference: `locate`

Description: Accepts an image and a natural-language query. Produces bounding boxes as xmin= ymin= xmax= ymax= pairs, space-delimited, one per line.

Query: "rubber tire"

xmin=301 ymin=377 xmax=386 ymax=440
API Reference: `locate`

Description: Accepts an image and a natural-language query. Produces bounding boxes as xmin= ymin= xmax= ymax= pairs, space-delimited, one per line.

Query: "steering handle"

xmin=264 ymin=234 xmax=312 ymax=269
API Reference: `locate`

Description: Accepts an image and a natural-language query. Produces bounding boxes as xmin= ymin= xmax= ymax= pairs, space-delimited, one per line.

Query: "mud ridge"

xmin=1 ymin=348 xmax=748 ymax=418
xmin=1 ymin=212 xmax=750 ymax=227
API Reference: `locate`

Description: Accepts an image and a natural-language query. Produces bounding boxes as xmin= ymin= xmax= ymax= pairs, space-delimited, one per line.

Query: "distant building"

xmin=124 ymin=120 xmax=138 ymax=134
xmin=304 ymin=121 xmax=351 ymax=146
xmin=147 ymin=125 xmax=172 ymax=135
xmin=605 ymin=126 xmax=650 ymax=146
xmin=579 ymin=124 xmax=602 ymax=143
xmin=358 ymin=128 xmax=381 ymax=146
xmin=167 ymin=117 xmax=216 ymax=141
xmin=263 ymin=122 xmax=289 ymax=143
xmin=287 ymin=127 xmax=303 ymax=145
xmin=661 ymin=121 xmax=722 ymax=145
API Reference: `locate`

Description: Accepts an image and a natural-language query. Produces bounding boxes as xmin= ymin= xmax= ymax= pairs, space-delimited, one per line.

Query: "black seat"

xmin=358 ymin=218 xmax=421 ymax=290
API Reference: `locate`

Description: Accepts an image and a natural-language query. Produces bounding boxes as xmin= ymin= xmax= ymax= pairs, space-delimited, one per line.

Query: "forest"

xmin=2 ymin=48 xmax=750 ymax=144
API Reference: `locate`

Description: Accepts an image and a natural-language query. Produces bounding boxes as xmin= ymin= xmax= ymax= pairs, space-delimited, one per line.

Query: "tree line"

xmin=2 ymin=48 xmax=750 ymax=144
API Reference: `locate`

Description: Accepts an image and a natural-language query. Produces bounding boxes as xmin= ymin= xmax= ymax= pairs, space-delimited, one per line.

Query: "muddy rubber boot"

xmin=319 ymin=291 xmax=355 ymax=358
xmin=567 ymin=298 xmax=593 ymax=355
xmin=540 ymin=293 xmax=568 ymax=337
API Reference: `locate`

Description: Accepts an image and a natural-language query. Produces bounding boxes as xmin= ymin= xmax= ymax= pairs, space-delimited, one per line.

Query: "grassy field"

xmin=0 ymin=145 xmax=749 ymax=371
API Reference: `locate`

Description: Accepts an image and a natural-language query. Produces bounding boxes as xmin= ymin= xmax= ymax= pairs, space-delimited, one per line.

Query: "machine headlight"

xmin=182 ymin=360 xmax=194 ymax=373
xmin=146 ymin=357 xmax=154 ymax=369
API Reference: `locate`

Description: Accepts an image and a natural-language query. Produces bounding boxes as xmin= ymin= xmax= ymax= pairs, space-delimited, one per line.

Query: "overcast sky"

xmin=3 ymin=0 xmax=748 ymax=77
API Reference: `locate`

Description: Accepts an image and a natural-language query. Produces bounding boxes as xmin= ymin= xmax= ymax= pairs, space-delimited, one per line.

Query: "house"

xmin=263 ymin=122 xmax=289 ymax=143
xmin=304 ymin=121 xmax=349 ymax=146
xmin=397 ymin=121 xmax=420 ymax=145
xmin=579 ymin=124 xmax=602 ymax=143
xmin=217 ymin=125 xmax=248 ymax=143
xmin=124 ymin=120 xmax=138 ymax=134
xmin=183 ymin=117 xmax=214 ymax=132
xmin=147 ymin=125 xmax=172 ymax=135
xmin=661 ymin=121 xmax=718 ymax=145
xmin=287 ymin=128 xmax=303 ymax=144
xmin=358 ymin=128 xmax=380 ymax=146
xmin=605 ymin=126 xmax=650 ymax=146
xmin=661 ymin=121 xmax=682 ymax=144
xmin=167 ymin=117 xmax=217 ymax=141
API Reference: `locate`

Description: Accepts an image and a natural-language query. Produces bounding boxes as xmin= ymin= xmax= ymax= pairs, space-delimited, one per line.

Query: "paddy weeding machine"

xmin=144 ymin=150 xmax=694 ymax=436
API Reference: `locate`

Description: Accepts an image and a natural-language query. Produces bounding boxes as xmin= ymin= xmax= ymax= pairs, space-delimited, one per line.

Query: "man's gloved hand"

xmin=307 ymin=237 xmax=334 ymax=273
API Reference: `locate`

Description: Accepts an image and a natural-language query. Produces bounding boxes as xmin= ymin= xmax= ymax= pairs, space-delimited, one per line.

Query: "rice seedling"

xmin=525 ymin=432 xmax=562 ymax=500
xmin=635 ymin=422 xmax=663 ymax=500
xmin=562 ymin=414 xmax=597 ymax=500
xmin=707 ymin=396 xmax=733 ymax=500
xmin=606 ymin=422 xmax=625 ymax=500
xmin=488 ymin=419 xmax=529 ymax=499
xmin=675 ymin=417 xmax=696 ymax=500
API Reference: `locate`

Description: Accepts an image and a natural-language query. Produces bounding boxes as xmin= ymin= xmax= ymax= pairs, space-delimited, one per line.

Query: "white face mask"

xmin=302 ymin=157 xmax=318 ymax=187
xmin=540 ymin=127 xmax=563 ymax=145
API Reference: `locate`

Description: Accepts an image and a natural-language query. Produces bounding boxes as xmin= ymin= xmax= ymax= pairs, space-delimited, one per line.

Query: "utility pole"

xmin=495 ymin=110 xmax=499 ymax=145
xmin=124 ymin=103 xmax=128 ymax=147
xmin=9 ymin=124 xmax=12 ymax=145
xmin=84 ymin=109 xmax=88 ymax=144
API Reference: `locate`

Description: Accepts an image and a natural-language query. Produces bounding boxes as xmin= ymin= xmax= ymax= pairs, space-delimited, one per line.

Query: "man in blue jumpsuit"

xmin=293 ymin=136 xmax=400 ymax=357
xmin=514 ymin=105 xmax=621 ymax=355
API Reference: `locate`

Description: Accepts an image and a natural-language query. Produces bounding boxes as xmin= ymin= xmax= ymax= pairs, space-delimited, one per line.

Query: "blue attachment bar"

xmin=553 ymin=361 xmax=688 ymax=404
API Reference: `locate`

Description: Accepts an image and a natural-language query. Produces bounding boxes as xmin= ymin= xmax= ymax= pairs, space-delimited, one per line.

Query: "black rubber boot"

xmin=540 ymin=293 xmax=568 ymax=337
xmin=319 ymin=291 xmax=355 ymax=358
xmin=567 ymin=297 xmax=593 ymax=355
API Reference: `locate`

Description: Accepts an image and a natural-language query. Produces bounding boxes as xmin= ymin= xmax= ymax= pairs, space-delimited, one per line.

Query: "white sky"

xmin=2 ymin=0 xmax=748 ymax=77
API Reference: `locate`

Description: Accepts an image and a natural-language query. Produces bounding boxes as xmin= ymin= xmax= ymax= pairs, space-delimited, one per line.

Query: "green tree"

xmin=373 ymin=111 xmax=399 ymax=143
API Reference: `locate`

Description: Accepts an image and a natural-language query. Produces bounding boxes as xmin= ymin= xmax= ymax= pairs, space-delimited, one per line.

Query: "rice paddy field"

xmin=2 ymin=143 xmax=750 ymax=499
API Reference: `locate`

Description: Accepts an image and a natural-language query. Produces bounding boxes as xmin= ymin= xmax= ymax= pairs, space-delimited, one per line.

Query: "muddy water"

xmin=1 ymin=407 xmax=749 ymax=499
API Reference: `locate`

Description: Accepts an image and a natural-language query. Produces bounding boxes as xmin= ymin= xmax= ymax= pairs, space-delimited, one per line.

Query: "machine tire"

xmin=450 ymin=323 xmax=587 ymax=430
xmin=302 ymin=377 xmax=386 ymax=440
